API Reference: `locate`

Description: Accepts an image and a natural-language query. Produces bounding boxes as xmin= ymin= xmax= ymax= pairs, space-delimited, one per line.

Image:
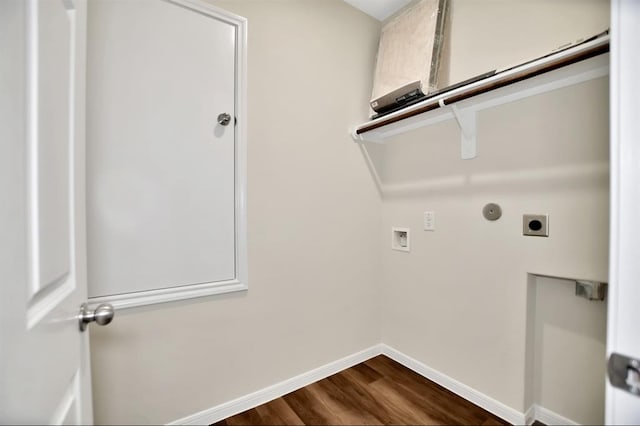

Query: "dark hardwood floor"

xmin=214 ymin=355 xmax=509 ymax=425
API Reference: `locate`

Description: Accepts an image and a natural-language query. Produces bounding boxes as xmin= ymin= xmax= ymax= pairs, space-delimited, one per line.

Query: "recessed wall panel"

xmin=87 ymin=0 xmax=236 ymax=298
xmin=29 ymin=0 xmax=73 ymax=299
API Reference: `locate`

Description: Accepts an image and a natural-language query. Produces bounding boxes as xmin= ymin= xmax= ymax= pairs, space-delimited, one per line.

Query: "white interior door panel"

xmin=87 ymin=0 xmax=237 ymax=298
xmin=0 ymin=0 xmax=92 ymax=422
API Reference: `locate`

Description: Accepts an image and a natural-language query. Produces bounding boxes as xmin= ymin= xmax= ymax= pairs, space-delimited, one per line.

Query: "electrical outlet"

xmin=523 ymin=214 xmax=548 ymax=237
xmin=424 ymin=211 xmax=435 ymax=231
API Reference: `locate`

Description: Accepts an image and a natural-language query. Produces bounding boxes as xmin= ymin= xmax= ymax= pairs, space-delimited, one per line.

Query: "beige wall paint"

xmin=375 ymin=76 xmax=609 ymax=420
xmin=89 ymin=1 xmax=382 ymax=424
xmin=373 ymin=0 xmax=610 ymax=418
xmin=445 ymin=0 xmax=610 ymax=85
xmin=532 ymin=276 xmax=607 ymax=424
xmin=88 ymin=1 xmax=612 ymax=424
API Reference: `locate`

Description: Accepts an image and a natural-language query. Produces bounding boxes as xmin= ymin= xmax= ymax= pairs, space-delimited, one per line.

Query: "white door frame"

xmin=606 ymin=0 xmax=640 ymax=423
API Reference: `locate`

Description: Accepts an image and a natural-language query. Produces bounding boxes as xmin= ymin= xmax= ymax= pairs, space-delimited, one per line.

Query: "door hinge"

xmin=608 ymin=352 xmax=640 ymax=396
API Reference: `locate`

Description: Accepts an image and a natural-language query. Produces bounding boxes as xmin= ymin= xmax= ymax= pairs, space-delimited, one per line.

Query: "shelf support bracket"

xmin=447 ymin=103 xmax=477 ymax=160
xmin=351 ymin=128 xmax=383 ymax=144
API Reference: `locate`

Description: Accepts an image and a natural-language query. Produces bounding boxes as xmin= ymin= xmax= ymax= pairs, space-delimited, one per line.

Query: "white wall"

xmin=373 ymin=0 xmax=610 ymax=421
xmin=88 ymin=1 xmax=382 ymax=423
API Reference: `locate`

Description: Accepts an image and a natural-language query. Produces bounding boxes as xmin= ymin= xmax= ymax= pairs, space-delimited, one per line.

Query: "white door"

xmin=0 ymin=0 xmax=96 ymax=423
xmin=606 ymin=0 xmax=640 ymax=423
xmin=86 ymin=0 xmax=237 ymax=300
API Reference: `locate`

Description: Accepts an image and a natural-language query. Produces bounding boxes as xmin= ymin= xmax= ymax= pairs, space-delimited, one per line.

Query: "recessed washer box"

xmin=523 ymin=214 xmax=549 ymax=237
xmin=391 ymin=227 xmax=410 ymax=252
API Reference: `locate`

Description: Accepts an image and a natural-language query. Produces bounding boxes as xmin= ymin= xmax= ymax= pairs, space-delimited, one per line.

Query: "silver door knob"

xmin=78 ymin=302 xmax=115 ymax=332
xmin=217 ymin=113 xmax=232 ymax=126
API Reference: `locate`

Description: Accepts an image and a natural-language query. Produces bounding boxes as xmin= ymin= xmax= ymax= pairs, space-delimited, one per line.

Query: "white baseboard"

xmin=169 ymin=343 xmax=579 ymax=426
xmin=168 ymin=344 xmax=383 ymax=425
xmin=532 ymin=404 xmax=579 ymax=426
xmin=524 ymin=404 xmax=537 ymax=425
xmin=380 ymin=344 xmax=527 ymax=425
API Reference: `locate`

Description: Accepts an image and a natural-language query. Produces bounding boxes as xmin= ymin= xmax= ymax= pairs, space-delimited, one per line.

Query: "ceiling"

xmin=343 ymin=0 xmax=412 ymax=21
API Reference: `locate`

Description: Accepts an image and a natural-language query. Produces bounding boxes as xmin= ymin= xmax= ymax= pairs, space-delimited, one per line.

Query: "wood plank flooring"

xmin=214 ymin=355 xmax=509 ymax=425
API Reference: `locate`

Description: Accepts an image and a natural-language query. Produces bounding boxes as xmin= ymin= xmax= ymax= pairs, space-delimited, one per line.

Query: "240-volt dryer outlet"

xmin=523 ymin=214 xmax=548 ymax=237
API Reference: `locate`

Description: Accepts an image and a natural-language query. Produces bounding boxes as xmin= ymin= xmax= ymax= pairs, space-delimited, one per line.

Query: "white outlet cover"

xmin=424 ymin=211 xmax=435 ymax=231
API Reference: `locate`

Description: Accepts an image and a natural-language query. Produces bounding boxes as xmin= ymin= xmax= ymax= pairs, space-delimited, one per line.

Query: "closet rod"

xmin=355 ymin=36 xmax=610 ymax=136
